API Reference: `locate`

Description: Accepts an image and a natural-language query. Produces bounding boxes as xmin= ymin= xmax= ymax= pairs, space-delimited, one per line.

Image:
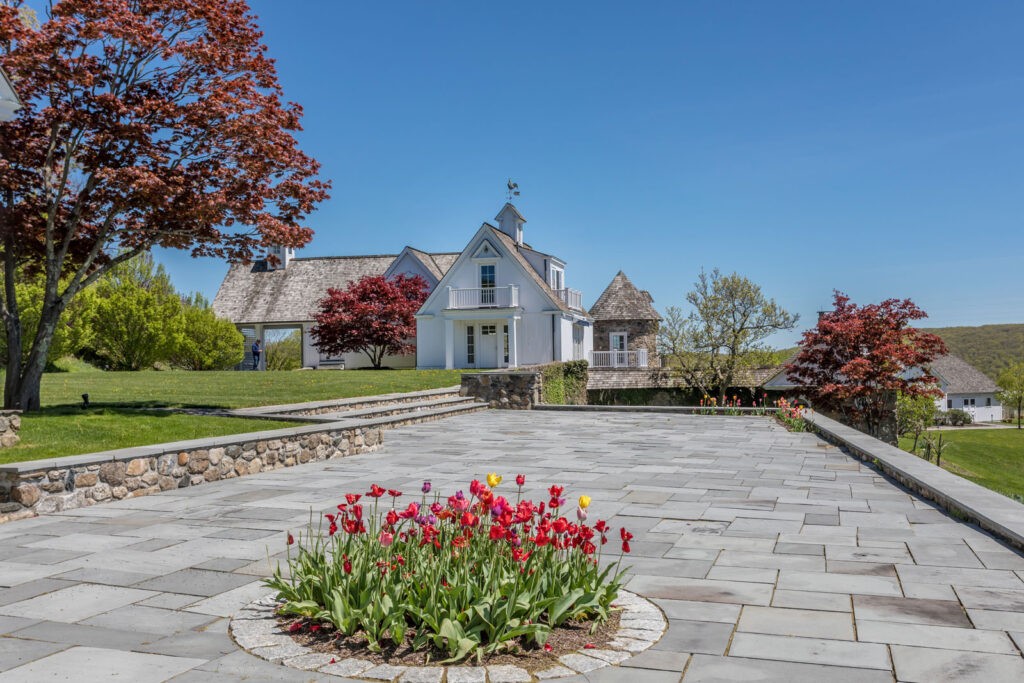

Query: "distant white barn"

xmin=925 ymin=354 xmax=1002 ymax=422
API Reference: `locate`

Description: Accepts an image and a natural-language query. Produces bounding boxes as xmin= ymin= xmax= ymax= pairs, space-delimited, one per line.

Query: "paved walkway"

xmin=1 ymin=412 xmax=1023 ymax=682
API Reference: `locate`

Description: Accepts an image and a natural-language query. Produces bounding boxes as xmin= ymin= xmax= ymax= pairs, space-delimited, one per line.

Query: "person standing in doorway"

xmin=251 ymin=339 xmax=262 ymax=370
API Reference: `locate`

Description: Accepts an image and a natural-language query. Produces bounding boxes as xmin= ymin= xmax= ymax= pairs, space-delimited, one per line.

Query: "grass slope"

xmin=37 ymin=368 xmax=463 ymax=409
xmin=923 ymin=323 xmax=1024 ymax=380
xmin=2 ymin=408 xmax=300 ymax=464
xmin=899 ymin=428 xmax=1024 ymax=500
xmin=1 ymin=368 xmax=462 ymax=462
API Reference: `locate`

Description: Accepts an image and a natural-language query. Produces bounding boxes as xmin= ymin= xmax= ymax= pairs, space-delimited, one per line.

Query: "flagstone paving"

xmin=1 ymin=410 xmax=1023 ymax=681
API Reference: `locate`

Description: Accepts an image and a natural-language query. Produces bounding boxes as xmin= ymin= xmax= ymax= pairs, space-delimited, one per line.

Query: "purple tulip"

xmin=422 ymin=481 xmax=432 ymax=494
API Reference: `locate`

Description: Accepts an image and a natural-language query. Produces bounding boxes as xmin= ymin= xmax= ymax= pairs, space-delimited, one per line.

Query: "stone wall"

xmin=593 ymin=319 xmax=661 ymax=367
xmin=460 ymin=371 xmax=542 ymax=409
xmin=0 ymin=411 xmax=21 ymax=449
xmin=0 ymin=424 xmax=381 ymax=524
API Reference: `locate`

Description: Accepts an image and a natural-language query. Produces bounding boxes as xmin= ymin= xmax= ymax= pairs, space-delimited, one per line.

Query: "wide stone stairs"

xmin=236 ymin=386 xmax=487 ymax=431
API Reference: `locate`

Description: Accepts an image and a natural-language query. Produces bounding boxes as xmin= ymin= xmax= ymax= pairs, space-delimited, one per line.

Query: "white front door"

xmin=478 ymin=324 xmax=499 ymax=368
xmin=610 ymin=332 xmax=628 ymax=367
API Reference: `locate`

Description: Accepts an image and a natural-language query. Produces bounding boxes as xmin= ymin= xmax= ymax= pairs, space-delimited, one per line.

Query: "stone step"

xmin=233 ymin=385 xmax=463 ymax=418
xmin=317 ymin=395 xmax=477 ymax=421
xmin=334 ymin=400 xmax=486 ymax=429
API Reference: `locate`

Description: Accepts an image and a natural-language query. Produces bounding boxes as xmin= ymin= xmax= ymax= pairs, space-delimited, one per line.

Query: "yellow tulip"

xmin=486 ymin=473 xmax=502 ymax=488
xmin=578 ymin=495 xmax=591 ymax=509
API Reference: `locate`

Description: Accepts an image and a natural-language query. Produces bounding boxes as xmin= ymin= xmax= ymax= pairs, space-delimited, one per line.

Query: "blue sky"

xmin=157 ymin=1 xmax=1024 ymax=346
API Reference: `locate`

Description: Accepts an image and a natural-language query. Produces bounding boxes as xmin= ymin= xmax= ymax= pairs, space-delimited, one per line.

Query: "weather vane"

xmin=506 ymin=179 xmax=520 ymax=201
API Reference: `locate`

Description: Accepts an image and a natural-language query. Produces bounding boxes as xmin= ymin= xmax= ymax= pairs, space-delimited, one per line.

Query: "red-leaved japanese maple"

xmin=311 ymin=275 xmax=430 ymax=369
xmin=786 ymin=291 xmax=947 ymax=438
xmin=0 ymin=0 xmax=328 ymax=409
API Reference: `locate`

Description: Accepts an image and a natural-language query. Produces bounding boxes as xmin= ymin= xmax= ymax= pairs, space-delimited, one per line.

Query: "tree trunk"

xmin=3 ymin=297 xmax=63 ymax=412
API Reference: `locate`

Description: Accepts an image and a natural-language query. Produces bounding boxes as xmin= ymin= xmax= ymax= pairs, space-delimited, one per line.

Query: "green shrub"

xmin=540 ymin=361 xmax=589 ymax=405
xmin=169 ymin=294 xmax=245 ymax=371
xmin=941 ymin=409 xmax=973 ymax=427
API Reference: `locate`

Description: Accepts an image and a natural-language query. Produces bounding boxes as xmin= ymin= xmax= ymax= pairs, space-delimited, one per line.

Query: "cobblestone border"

xmin=230 ymin=590 xmax=666 ymax=682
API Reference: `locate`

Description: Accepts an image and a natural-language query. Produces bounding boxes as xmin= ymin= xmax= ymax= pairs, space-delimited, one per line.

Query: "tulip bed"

xmin=266 ymin=475 xmax=631 ymax=663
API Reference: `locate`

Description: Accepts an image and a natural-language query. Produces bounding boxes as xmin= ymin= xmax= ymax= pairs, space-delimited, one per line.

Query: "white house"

xmin=0 ymin=67 xmax=22 ymax=122
xmin=213 ymin=202 xmax=594 ymax=370
xmin=925 ymin=354 xmax=1002 ymax=422
xmin=415 ymin=204 xmax=593 ymax=369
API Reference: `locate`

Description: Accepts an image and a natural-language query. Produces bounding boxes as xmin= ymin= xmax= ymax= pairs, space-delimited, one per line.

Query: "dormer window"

xmin=551 ymin=268 xmax=564 ymax=290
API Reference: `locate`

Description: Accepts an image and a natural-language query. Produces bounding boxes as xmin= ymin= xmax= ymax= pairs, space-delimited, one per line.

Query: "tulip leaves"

xmin=264 ymin=481 xmax=629 ymax=663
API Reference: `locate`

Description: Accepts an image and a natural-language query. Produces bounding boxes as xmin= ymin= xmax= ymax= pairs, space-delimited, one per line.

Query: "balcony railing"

xmin=590 ymin=349 xmax=648 ymax=368
xmin=447 ymin=285 xmax=518 ymax=309
xmin=553 ymin=287 xmax=584 ymax=311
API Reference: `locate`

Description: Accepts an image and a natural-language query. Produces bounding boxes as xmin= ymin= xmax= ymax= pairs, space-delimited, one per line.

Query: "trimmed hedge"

xmin=540 ymin=360 xmax=589 ymax=405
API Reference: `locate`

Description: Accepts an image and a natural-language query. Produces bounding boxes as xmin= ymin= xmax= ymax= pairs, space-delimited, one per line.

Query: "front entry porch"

xmin=443 ymin=314 xmax=520 ymax=370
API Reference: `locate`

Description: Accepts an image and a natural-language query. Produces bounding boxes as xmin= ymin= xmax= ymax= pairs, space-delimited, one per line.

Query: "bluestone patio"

xmin=1 ymin=411 xmax=1023 ymax=682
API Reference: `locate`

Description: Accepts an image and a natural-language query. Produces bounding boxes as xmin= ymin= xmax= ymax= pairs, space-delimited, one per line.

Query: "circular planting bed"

xmin=230 ymin=475 xmax=666 ymax=680
xmin=230 ymin=589 xmax=666 ymax=681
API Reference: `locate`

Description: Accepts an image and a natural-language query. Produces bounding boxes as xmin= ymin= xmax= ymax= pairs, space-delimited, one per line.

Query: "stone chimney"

xmin=495 ymin=203 xmax=526 ymax=246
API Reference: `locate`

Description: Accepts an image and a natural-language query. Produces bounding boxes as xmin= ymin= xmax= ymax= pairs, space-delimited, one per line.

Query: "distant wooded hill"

xmin=771 ymin=324 xmax=1024 ymax=381
xmin=923 ymin=324 xmax=1024 ymax=380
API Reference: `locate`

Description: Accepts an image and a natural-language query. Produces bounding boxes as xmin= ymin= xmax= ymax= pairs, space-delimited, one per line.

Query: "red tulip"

xmin=386 ymin=510 xmax=399 ymax=526
xmin=516 ymin=474 xmax=526 ymax=486
xmin=460 ymin=511 xmax=479 ymax=527
xmin=594 ymin=520 xmax=607 ymax=533
xmin=379 ymin=531 xmax=394 ymax=547
xmin=286 ymin=533 xmax=294 ymax=546
xmin=343 ymin=558 xmax=352 ymax=574
xmin=387 ymin=489 xmax=402 ymax=498
xmin=345 ymin=493 xmax=361 ymax=505
xmin=548 ymin=484 xmax=564 ymax=498
xmin=367 ymin=484 xmax=386 ymax=498
xmin=288 ymin=621 xmax=302 ymax=632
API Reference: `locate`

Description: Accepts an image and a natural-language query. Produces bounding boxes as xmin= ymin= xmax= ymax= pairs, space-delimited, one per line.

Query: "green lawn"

xmin=1 ymin=368 xmax=463 ymax=463
xmin=37 ymin=368 xmax=463 ymax=409
xmin=2 ymin=407 xmax=300 ymax=464
xmin=899 ymin=428 xmax=1024 ymax=500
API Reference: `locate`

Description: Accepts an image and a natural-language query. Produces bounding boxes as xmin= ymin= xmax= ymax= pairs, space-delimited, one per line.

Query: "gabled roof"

xmin=927 ymin=354 xmax=999 ymax=394
xmin=212 ymin=249 xmax=457 ymax=325
xmin=495 ymin=202 xmax=526 ymax=223
xmin=589 ymin=271 xmax=661 ymax=321
xmin=400 ymin=247 xmax=461 ymax=281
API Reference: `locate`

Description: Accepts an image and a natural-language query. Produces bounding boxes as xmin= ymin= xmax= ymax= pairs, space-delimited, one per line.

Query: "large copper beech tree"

xmin=311 ymin=275 xmax=430 ymax=370
xmin=0 ymin=0 xmax=328 ymax=409
xmin=787 ymin=291 xmax=947 ymax=438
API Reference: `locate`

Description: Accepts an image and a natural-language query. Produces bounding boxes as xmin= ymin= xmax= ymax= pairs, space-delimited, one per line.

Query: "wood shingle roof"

xmin=589 ymin=271 xmax=661 ymax=321
xmin=212 ymin=251 xmax=456 ymax=325
xmin=927 ymin=354 xmax=999 ymax=394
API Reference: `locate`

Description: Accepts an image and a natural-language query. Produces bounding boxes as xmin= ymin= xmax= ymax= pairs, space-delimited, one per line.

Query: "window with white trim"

xmin=466 ymin=326 xmax=475 ymax=364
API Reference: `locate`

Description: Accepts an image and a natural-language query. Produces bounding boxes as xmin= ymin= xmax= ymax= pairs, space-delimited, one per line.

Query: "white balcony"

xmin=554 ymin=288 xmax=584 ymax=311
xmin=447 ymin=285 xmax=519 ymax=309
xmin=590 ymin=348 xmax=648 ymax=368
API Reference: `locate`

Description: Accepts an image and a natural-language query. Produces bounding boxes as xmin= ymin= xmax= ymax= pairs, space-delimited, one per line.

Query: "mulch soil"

xmin=282 ymin=609 xmax=622 ymax=672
